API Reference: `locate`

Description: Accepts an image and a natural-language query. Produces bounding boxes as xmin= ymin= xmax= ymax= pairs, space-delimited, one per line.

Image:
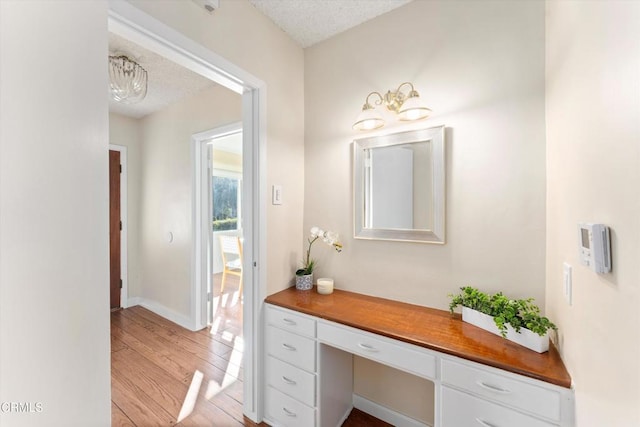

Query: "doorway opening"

xmin=109 ymin=1 xmax=266 ymax=422
xmin=193 ymin=123 xmax=245 ymax=328
xmin=108 ymin=145 xmax=128 ymax=310
xmin=208 ymin=124 xmax=244 ymax=325
xmin=197 ymin=124 xmax=246 ymax=417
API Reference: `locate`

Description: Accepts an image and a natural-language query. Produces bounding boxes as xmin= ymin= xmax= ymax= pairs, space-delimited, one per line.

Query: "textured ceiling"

xmin=248 ymin=0 xmax=413 ymax=48
xmin=108 ymin=33 xmax=215 ymax=119
xmin=109 ymin=1 xmax=413 ymax=118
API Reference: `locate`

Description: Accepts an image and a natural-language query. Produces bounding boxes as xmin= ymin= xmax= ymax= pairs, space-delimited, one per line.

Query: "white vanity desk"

xmin=264 ymin=287 xmax=574 ymax=427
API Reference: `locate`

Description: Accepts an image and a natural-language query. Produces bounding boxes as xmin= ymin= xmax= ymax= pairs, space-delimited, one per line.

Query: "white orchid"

xmin=322 ymin=231 xmax=341 ymax=250
xmin=296 ymin=226 xmax=343 ymax=276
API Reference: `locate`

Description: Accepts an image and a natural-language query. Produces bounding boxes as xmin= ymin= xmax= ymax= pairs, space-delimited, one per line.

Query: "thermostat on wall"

xmin=578 ymin=223 xmax=611 ymax=273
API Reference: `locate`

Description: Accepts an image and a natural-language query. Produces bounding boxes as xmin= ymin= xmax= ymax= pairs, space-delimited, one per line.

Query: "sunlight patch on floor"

xmin=223 ymin=335 xmax=243 ymax=382
xmin=221 ymin=330 xmax=235 ymax=343
xmin=209 ymin=314 xmax=222 ymax=335
xmin=177 ymin=370 xmax=204 ymax=422
xmin=220 ymin=293 xmax=229 ymax=308
xmin=229 ymin=290 xmax=241 ymax=307
xmin=212 ymin=295 xmax=221 ymax=317
xmin=205 ymin=335 xmax=244 ymax=399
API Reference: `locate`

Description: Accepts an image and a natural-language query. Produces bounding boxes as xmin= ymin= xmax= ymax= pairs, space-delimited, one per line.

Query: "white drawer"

xmin=441 ymin=358 xmax=561 ymax=421
xmin=441 ymin=386 xmax=556 ymax=427
xmin=266 ymin=325 xmax=316 ymax=372
xmin=266 ymin=386 xmax=316 ymax=427
xmin=266 ymin=304 xmax=316 ymax=338
xmin=266 ymin=356 xmax=316 ymax=407
xmin=317 ymin=321 xmax=436 ymax=380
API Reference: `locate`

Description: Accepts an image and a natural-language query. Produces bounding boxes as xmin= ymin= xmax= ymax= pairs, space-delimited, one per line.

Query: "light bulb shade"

xmin=353 ymin=107 xmax=385 ymax=131
xmin=397 ymin=95 xmax=431 ymax=121
xmin=109 ymin=55 xmax=148 ymax=104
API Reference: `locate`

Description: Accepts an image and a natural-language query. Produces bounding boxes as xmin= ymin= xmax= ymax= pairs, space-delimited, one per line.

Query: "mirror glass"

xmin=354 ymin=126 xmax=445 ymax=243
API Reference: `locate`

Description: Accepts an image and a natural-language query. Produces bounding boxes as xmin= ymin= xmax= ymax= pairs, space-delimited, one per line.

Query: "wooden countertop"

xmin=265 ymin=286 xmax=572 ymax=389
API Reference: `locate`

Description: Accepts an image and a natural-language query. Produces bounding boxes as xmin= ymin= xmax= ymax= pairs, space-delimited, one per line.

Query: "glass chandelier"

xmin=109 ymin=55 xmax=148 ymax=104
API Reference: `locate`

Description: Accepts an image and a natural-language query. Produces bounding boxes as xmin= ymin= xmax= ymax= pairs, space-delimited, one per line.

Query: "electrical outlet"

xmin=563 ymin=262 xmax=572 ymax=306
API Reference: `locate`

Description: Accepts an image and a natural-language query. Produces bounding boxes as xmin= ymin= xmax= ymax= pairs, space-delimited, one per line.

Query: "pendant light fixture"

xmin=109 ymin=54 xmax=148 ymax=104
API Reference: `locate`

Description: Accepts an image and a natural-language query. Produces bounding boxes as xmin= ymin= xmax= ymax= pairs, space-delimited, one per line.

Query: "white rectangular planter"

xmin=461 ymin=307 xmax=549 ymax=353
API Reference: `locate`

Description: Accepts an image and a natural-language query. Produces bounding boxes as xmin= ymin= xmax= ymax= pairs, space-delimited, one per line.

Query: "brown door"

xmin=109 ymin=150 xmax=121 ymax=309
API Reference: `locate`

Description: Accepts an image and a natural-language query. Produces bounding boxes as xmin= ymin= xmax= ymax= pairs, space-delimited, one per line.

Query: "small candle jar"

xmin=316 ymin=278 xmax=334 ymax=295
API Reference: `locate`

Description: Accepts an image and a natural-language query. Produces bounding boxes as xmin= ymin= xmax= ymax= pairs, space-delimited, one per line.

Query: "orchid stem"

xmin=305 ymin=236 xmax=319 ymax=269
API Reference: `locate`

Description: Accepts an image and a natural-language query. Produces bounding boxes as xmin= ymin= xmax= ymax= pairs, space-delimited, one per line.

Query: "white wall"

xmin=0 ymin=2 xmax=111 ymax=426
xmin=138 ymin=84 xmax=241 ymax=319
xmin=129 ymin=0 xmax=306 ymax=296
xmin=304 ymin=1 xmax=546 ymax=423
xmin=545 ymin=1 xmax=640 ymax=425
xmin=0 ymin=0 xmax=304 ymax=423
xmin=109 ymin=113 xmax=142 ymax=301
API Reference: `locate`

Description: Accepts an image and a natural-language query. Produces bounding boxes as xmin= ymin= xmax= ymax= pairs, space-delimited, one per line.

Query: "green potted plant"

xmin=448 ymin=286 xmax=557 ymax=353
xmin=295 ymin=226 xmax=342 ymax=290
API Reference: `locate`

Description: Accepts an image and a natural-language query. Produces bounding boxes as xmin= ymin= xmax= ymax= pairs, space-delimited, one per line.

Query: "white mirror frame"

xmin=353 ymin=125 xmax=445 ymax=244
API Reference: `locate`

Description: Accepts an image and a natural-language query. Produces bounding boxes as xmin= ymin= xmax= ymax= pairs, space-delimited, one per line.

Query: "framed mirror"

xmin=353 ymin=125 xmax=445 ymax=243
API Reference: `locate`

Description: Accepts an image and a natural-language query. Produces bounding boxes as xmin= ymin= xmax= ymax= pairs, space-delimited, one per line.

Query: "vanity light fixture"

xmin=352 ymin=82 xmax=432 ymax=131
xmin=109 ymin=54 xmax=148 ymax=104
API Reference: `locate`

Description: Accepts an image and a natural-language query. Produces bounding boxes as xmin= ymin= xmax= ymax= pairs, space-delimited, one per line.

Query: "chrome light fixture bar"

xmin=353 ymin=82 xmax=431 ymax=131
xmin=109 ymin=55 xmax=148 ymax=104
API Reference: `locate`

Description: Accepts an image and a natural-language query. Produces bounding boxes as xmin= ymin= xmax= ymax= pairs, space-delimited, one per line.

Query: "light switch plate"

xmin=272 ymin=185 xmax=283 ymax=205
xmin=563 ymin=262 xmax=572 ymax=306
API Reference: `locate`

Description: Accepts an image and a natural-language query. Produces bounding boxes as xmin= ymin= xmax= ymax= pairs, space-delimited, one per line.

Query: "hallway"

xmin=110 ymin=275 xmax=389 ymax=426
xmin=110 ymin=275 xmax=254 ymax=426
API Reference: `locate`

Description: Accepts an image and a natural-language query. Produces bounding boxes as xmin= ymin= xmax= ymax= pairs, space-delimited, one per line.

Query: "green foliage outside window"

xmin=212 ymin=176 xmax=239 ymax=231
xmin=213 ymin=218 xmax=238 ymax=231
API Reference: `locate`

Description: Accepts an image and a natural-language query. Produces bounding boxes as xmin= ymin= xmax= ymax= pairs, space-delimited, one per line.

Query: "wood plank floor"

xmin=111 ymin=274 xmax=390 ymax=426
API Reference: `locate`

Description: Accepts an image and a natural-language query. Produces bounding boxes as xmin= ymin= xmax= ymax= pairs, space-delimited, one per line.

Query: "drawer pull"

xmin=282 ymin=318 xmax=297 ymax=326
xmin=281 ymin=376 xmax=297 ymax=385
xmin=357 ymin=342 xmax=379 ymax=352
xmin=475 ymin=418 xmax=499 ymax=427
xmin=282 ymin=343 xmax=297 ymax=351
xmin=476 ymin=380 xmax=511 ymax=394
xmin=282 ymin=407 xmax=297 ymax=417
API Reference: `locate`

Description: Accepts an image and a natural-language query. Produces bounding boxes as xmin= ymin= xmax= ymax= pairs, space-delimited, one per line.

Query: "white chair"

xmin=219 ymin=235 xmax=243 ymax=296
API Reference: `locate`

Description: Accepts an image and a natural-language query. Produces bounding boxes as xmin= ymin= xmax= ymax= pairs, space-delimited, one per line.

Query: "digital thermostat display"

xmin=580 ymin=228 xmax=590 ymax=249
xmin=578 ymin=223 xmax=611 ymax=274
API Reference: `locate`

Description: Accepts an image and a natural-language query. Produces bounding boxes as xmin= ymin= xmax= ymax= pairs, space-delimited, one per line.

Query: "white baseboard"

xmin=125 ymin=296 xmax=142 ymax=309
xmin=337 ymin=405 xmax=352 ymax=427
xmin=126 ymin=297 xmax=197 ymax=331
xmin=353 ymin=394 xmax=430 ymax=427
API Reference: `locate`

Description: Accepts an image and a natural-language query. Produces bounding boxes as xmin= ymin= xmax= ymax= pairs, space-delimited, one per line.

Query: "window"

xmin=212 ymin=175 xmax=241 ymax=231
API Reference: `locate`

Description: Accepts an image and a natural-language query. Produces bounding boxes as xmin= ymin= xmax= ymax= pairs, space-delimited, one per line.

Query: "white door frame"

xmin=108 ymin=2 xmax=267 ymax=422
xmin=108 ymin=144 xmax=129 ymax=309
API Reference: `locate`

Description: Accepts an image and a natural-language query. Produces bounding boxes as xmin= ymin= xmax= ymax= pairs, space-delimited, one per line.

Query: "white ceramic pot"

xmin=461 ymin=307 xmax=550 ymax=353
